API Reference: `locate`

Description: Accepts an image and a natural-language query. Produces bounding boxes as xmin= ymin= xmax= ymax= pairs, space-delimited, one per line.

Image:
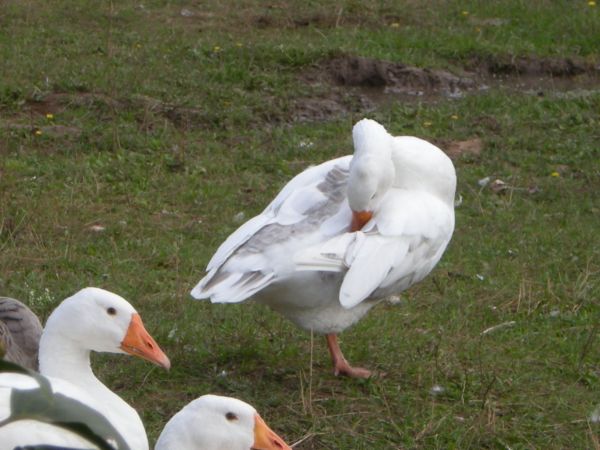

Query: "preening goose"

xmin=0 ymin=297 xmax=43 ymax=370
xmin=192 ymin=118 xmax=456 ymax=378
xmin=0 ymin=287 xmax=170 ymax=449
xmin=155 ymin=394 xmax=291 ymax=450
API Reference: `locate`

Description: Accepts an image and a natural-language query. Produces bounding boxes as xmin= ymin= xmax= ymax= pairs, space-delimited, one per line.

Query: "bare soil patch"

xmin=21 ymin=92 xmax=121 ymax=117
xmin=293 ymin=54 xmax=600 ymax=122
xmin=323 ymin=56 xmax=477 ymax=95
xmin=295 ymin=55 xmax=478 ymax=122
xmin=473 ymin=55 xmax=598 ymax=77
xmin=440 ymin=137 xmax=484 ymax=161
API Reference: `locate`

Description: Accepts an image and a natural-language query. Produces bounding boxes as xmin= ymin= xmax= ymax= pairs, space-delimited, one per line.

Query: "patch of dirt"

xmin=292 ymin=53 xmax=600 ymax=122
xmin=292 ymin=97 xmax=349 ymax=123
xmin=19 ymin=92 xmax=122 ymax=120
xmin=474 ymin=55 xmax=598 ymax=77
xmin=472 ymin=55 xmax=600 ymax=100
xmin=318 ymin=55 xmax=477 ymax=95
xmin=24 ymin=95 xmax=65 ymax=116
xmin=294 ymin=55 xmax=478 ymax=122
xmin=437 ymin=138 xmax=484 ymax=161
xmin=292 ymin=95 xmax=374 ymax=123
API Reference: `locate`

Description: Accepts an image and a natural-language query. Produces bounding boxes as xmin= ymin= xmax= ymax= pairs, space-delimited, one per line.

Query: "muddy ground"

xmin=6 ymin=54 xmax=600 ymax=143
xmin=294 ymin=54 xmax=600 ymax=122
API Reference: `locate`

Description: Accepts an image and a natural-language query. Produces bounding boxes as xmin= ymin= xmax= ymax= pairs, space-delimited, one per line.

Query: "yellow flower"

xmin=35 ymin=129 xmax=42 ymax=136
xmin=423 ymin=121 xmax=432 ymax=127
xmin=213 ymin=46 xmax=221 ymax=53
xmin=588 ymin=1 xmax=596 ymax=6
xmin=45 ymin=113 xmax=54 ymax=120
xmin=551 ymin=171 xmax=560 ymax=177
xmin=390 ymin=22 xmax=400 ymax=28
xmin=451 ymin=114 xmax=459 ymax=120
xmin=461 ymin=10 xmax=469 ymax=16
xmin=135 ymin=43 xmax=142 ymax=49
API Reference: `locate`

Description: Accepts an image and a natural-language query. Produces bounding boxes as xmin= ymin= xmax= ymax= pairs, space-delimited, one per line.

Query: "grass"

xmin=1 ymin=0 xmax=599 ymax=448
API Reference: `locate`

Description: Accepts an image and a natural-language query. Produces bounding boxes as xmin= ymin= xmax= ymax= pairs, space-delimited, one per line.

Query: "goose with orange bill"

xmin=0 ymin=287 xmax=170 ymax=449
xmin=155 ymin=394 xmax=291 ymax=450
xmin=191 ymin=118 xmax=456 ymax=378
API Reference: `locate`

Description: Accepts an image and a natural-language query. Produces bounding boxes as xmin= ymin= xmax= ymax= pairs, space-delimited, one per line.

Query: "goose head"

xmin=347 ymin=119 xmax=395 ymax=231
xmin=42 ymin=287 xmax=170 ymax=369
xmin=155 ymin=394 xmax=292 ymax=450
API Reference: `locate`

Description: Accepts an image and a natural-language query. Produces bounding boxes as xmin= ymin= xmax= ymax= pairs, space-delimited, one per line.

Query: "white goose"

xmin=191 ymin=118 xmax=456 ymax=378
xmin=0 ymin=287 xmax=171 ymax=449
xmin=155 ymin=394 xmax=291 ymax=450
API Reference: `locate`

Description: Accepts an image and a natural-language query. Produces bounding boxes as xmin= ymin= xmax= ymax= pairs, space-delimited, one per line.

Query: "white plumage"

xmin=0 ymin=287 xmax=170 ymax=449
xmin=192 ymin=118 xmax=456 ymax=377
xmin=155 ymin=394 xmax=291 ymax=450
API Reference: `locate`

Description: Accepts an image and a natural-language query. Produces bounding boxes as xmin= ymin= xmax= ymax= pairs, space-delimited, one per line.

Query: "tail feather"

xmin=191 ymin=269 xmax=275 ymax=304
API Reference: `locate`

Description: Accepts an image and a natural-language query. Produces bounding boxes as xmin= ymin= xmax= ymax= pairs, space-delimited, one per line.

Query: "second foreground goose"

xmin=192 ymin=118 xmax=456 ymax=378
xmin=0 ymin=287 xmax=170 ymax=449
xmin=155 ymin=394 xmax=291 ymax=450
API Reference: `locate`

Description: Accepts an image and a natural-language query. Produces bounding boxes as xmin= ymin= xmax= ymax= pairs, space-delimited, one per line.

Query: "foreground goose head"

xmin=1 ymin=287 xmax=170 ymax=450
xmin=40 ymin=287 xmax=170 ymax=375
xmin=155 ymin=395 xmax=292 ymax=450
xmin=347 ymin=118 xmax=395 ymax=231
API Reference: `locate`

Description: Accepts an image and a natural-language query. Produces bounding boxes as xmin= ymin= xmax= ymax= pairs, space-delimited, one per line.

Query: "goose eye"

xmin=225 ymin=412 xmax=238 ymax=421
xmin=107 ymin=307 xmax=117 ymax=316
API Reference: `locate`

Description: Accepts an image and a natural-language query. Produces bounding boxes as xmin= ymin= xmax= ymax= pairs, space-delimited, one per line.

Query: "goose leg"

xmin=325 ymin=334 xmax=371 ymax=378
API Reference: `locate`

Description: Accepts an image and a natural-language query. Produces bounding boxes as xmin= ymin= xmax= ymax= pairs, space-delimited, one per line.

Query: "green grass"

xmin=1 ymin=0 xmax=599 ymax=448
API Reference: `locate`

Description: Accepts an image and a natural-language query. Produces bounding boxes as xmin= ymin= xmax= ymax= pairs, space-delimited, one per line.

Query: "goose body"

xmin=0 ymin=287 xmax=170 ymax=449
xmin=192 ymin=119 xmax=456 ymax=377
xmin=0 ymin=372 xmax=117 ymax=448
xmin=155 ymin=394 xmax=291 ymax=450
xmin=0 ymin=297 xmax=43 ymax=370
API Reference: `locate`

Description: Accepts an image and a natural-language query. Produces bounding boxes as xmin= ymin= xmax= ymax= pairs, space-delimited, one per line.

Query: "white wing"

xmin=0 ymin=373 xmax=105 ymax=448
xmin=191 ymin=156 xmax=353 ymax=302
xmin=294 ymin=190 xmax=454 ymax=308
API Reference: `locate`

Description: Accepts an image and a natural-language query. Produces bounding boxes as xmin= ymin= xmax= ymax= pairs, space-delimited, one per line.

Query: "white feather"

xmin=339 ymin=236 xmax=407 ymax=308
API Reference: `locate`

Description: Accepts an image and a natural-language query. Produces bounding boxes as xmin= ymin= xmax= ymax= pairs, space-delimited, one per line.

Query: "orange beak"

xmin=120 ymin=313 xmax=171 ymax=369
xmin=252 ymin=413 xmax=292 ymax=450
xmin=351 ymin=210 xmax=373 ymax=232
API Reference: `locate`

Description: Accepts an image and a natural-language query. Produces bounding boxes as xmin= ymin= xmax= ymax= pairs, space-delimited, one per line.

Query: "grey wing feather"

xmin=0 ymin=297 xmax=43 ymax=370
xmin=193 ymin=160 xmax=352 ymax=303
